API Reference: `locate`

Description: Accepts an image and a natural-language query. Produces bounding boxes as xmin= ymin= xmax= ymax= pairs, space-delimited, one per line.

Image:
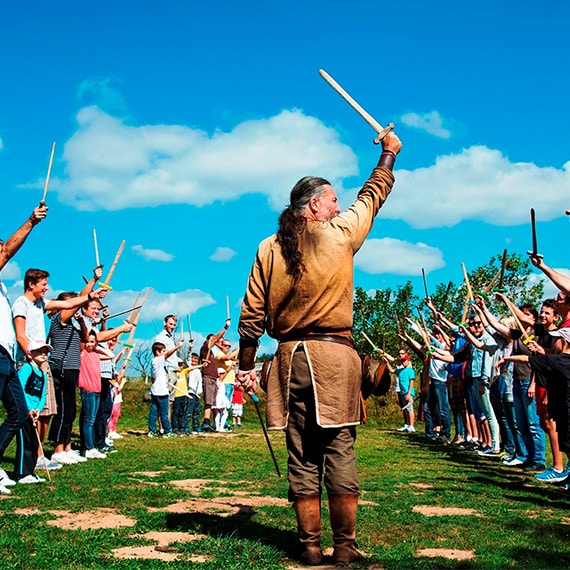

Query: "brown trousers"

xmin=285 ymin=348 xmax=358 ymax=500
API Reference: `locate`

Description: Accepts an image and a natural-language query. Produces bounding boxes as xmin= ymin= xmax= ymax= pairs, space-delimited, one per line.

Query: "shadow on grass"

xmin=163 ymin=508 xmax=299 ymax=558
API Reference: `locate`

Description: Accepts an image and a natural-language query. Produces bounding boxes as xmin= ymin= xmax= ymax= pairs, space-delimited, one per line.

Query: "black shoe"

xmin=523 ymin=461 xmax=546 ymax=473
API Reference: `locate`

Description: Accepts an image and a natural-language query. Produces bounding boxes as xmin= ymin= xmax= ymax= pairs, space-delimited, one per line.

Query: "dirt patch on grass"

xmin=43 ymin=508 xmax=137 ymax=530
xmin=112 ymin=531 xmax=210 ymax=562
xmin=416 ymin=548 xmax=474 ymax=560
xmin=409 ymin=483 xmax=433 ymax=490
xmin=149 ymin=494 xmax=289 ymax=517
xmin=413 ymin=505 xmax=479 ymax=517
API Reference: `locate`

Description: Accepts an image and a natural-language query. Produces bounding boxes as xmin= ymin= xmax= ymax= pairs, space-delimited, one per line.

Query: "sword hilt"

xmin=373 ymin=123 xmax=395 ymax=144
xmin=526 ymin=250 xmax=543 ymax=259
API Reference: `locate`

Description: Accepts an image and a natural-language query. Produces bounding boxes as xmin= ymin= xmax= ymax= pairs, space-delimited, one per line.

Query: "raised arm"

xmin=0 ymin=205 xmax=48 ymax=270
xmin=529 ymin=254 xmax=570 ymax=295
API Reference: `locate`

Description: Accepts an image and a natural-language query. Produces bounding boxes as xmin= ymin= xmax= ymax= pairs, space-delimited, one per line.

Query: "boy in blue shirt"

xmin=16 ymin=340 xmax=52 ymax=483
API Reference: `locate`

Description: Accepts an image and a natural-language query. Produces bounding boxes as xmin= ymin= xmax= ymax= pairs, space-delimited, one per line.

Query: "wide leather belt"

xmin=281 ymin=334 xmax=355 ymax=350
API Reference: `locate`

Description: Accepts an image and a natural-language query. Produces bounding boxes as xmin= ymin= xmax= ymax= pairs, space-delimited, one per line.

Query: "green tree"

xmin=352 ymin=251 xmax=544 ymax=352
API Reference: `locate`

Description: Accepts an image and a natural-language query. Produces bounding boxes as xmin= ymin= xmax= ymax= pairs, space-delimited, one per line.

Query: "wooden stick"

xmin=99 ymin=240 xmax=126 ymax=290
xmin=93 ymin=229 xmax=100 ymax=268
xmin=40 ymin=141 xmax=56 ymax=206
xmin=362 ymin=331 xmax=394 ymax=361
xmin=123 ymin=288 xmax=151 ymax=348
xmin=187 ymin=315 xmax=193 ymax=341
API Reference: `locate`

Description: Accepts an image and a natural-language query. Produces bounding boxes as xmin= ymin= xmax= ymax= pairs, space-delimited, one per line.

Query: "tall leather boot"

xmin=293 ymin=494 xmax=323 ymax=565
xmin=328 ymin=493 xmax=361 ymax=563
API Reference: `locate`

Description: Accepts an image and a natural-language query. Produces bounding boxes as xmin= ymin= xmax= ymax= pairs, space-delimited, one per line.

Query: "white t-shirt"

xmin=11 ymin=295 xmax=46 ymax=362
xmin=150 ymin=355 xmax=169 ymax=396
xmin=0 ymin=281 xmax=16 ymax=357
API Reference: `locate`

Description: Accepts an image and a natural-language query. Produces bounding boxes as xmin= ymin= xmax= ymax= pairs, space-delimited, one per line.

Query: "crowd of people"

xmin=146 ymin=314 xmax=245 ymax=437
xmin=383 ymin=254 xmax=570 ymax=492
xmin=0 ymin=204 xmax=248 ymax=494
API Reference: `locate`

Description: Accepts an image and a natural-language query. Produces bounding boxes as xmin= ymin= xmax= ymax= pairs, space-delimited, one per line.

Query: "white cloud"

xmin=382 ymin=146 xmax=570 ymax=228
xmin=52 ymin=106 xmax=357 ymax=211
xmin=400 ymin=110 xmax=452 ymax=139
xmin=355 ymin=238 xmax=445 ymax=276
xmin=210 ymin=247 xmax=236 ymax=262
xmin=0 ymin=261 xmax=21 ymax=280
xmin=94 ymin=288 xmax=215 ymax=324
xmin=529 ymin=268 xmax=570 ymax=300
xmin=131 ymin=244 xmax=174 ymax=262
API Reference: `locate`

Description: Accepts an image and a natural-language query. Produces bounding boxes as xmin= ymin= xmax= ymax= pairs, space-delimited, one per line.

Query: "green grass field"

xmin=1 ymin=380 xmax=569 ymax=569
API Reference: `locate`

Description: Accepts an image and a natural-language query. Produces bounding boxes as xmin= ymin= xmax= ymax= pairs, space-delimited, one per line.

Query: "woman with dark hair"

xmin=48 ymin=269 xmax=103 ymax=464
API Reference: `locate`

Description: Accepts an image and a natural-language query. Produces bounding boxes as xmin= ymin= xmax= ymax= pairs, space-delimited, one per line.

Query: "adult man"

xmin=154 ymin=315 xmax=180 ymax=381
xmin=0 ymin=204 xmax=47 ymax=492
xmin=199 ymin=319 xmax=231 ymax=432
xmin=237 ymin=132 xmax=402 ymax=564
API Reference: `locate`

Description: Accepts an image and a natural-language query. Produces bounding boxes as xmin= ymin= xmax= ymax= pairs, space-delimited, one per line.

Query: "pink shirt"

xmin=78 ymin=350 xmax=101 ymax=393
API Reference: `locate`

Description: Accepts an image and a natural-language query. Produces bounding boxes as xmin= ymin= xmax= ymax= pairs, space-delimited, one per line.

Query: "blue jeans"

xmin=0 ymin=351 xmax=29 ymax=461
xmin=473 ymin=377 xmax=500 ymax=451
xmin=187 ymin=394 xmax=201 ymax=431
xmin=171 ymin=397 xmax=187 ymax=431
xmin=512 ymin=379 xmax=545 ymax=464
xmin=80 ymin=389 xmax=100 ymax=450
xmin=424 ymin=380 xmax=450 ymax=438
xmin=148 ymin=394 xmax=171 ymax=434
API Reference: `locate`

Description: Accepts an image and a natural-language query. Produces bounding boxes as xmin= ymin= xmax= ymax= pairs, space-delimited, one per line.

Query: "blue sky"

xmin=1 ymin=1 xmax=569 ymax=358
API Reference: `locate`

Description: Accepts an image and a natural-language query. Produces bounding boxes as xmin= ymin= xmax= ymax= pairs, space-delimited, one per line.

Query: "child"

xmin=107 ymin=372 xmax=127 ymax=440
xmin=213 ymin=378 xmax=230 ymax=432
xmin=187 ymin=353 xmax=204 ymax=434
xmin=79 ymin=329 xmax=114 ymax=459
xmin=232 ymin=379 xmax=245 ymax=427
xmin=148 ymin=340 xmax=183 ymax=437
xmin=15 ymin=340 xmax=52 ymax=484
xmin=171 ymin=361 xmax=189 ymax=434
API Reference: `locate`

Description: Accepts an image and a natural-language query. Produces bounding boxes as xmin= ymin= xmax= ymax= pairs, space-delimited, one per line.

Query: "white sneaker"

xmin=108 ymin=431 xmax=123 ymax=440
xmin=397 ymin=425 xmax=409 ymax=432
xmin=85 ymin=449 xmax=107 ymax=459
xmin=67 ymin=451 xmax=87 ymax=463
xmin=407 ymin=426 xmax=416 ymax=433
xmin=51 ymin=452 xmax=78 ymax=465
xmin=0 ymin=468 xmax=17 ymax=487
xmin=36 ymin=457 xmax=63 ymax=470
xmin=0 ymin=484 xmax=11 ymax=495
xmin=18 ymin=474 xmax=46 ymax=484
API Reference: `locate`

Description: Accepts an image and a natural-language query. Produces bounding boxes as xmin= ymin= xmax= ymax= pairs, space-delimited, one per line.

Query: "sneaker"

xmin=99 ymin=444 xmax=117 ymax=454
xmin=0 ymin=484 xmax=11 ymax=495
xmin=105 ymin=437 xmax=114 ymax=446
xmin=0 ymin=468 xmax=17 ymax=487
xmin=504 ymin=457 xmax=525 ymax=466
xmin=108 ymin=431 xmax=123 ymax=440
xmin=67 ymin=450 xmax=88 ymax=463
xmin=396 ymin=425 xmax=409 ymax=432
xmin=478 ymin=447 xmax=501 ymax=457
xmin=162 ymin=432 xmax=178 ymax=438
xmin=201 ymin=422 xmax=215 ymax=433
xmin=191 ymin=431 xmax=199 ymax=435
xmin=51 ymin=452 xmax=79 ymax=465
xmin=18 ymin=474 xmax=46 ymax=484
xmin=523 ymin=461 xmax=546 ymax=473
xmin=85 ymin=449 xmax=107 ymax=459
xmin=534 ymin=467 xmax=567 ymax=483
xmin=147 ymin=431 xmax=157 ymax=438
xmin=406 ymin=426 xmax=416 ymax=433
xmin=36 ymin=457 xmax=63 ymax=470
